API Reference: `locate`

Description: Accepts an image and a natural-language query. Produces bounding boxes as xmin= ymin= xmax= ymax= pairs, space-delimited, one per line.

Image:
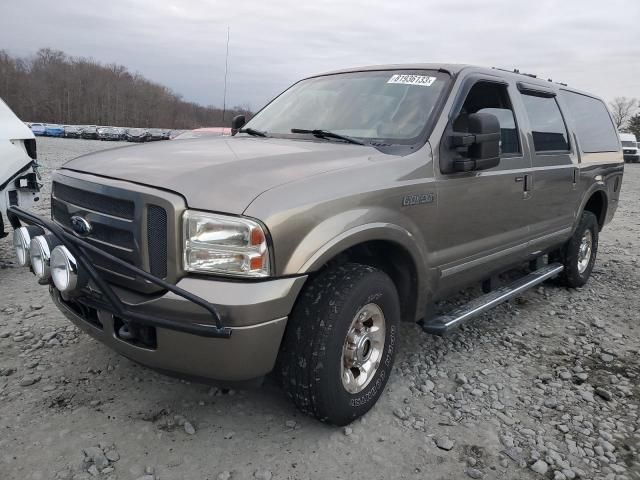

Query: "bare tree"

xmin=0 ymin=48 xmax=253 ymax=129
xmin=609 ymin=97 xmax=638 ymax=130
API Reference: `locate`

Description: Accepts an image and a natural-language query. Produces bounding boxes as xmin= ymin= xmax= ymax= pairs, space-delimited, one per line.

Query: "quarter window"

xmin=560 ymin=91 xmax=619 ymax=153
xmin=521 ymin=94 xmax=569 ymax=152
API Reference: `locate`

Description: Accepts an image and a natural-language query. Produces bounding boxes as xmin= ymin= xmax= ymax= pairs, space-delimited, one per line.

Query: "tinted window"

xmin=521 ymin=94 xmax=569 ymax=152
xmin=560 ymin=91 xmax=619 ymax=153
xmin=454 ymin=82 xmax=520 ymax=154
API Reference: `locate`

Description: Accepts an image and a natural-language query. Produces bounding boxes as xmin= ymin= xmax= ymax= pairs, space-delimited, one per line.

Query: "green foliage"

xmin=627 ymin=114 xmax=640 ymax=140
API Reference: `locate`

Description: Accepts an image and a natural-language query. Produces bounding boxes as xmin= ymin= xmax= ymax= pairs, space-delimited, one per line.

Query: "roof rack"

xmin=491 ymin=67 xmax=568 ymax=87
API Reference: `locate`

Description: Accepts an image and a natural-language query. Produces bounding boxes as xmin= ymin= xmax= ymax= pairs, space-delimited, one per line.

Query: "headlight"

xmin=13 ymin=226 xmax=44 ymax=266
xmin=183 ymin=211 xmax=270 ymax=277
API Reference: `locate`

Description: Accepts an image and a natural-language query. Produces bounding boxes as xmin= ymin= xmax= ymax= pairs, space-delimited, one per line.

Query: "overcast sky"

xmin=1 ymin=0 xmax=639 ymax=110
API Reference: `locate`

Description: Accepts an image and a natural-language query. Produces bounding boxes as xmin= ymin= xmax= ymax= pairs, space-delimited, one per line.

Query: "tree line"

xmin=0 ymin=48 xmax=252 ymax=129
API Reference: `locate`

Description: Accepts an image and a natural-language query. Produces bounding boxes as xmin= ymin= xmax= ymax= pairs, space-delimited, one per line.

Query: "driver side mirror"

xmin=231 ymin=115 xmax=246 ymax=136
xmin=449 ymin=112 xmax=501 ymax=172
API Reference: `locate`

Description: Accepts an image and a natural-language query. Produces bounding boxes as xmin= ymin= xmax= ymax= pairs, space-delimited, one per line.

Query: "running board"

xmin=421 ymin=263 xmax=564 ymax=335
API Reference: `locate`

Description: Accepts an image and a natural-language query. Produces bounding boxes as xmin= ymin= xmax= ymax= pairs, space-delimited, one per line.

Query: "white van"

xmin=620 ymin=132 xmax=639 ymax=163
xmin=0 ymin=97 xmax=41 ymax=238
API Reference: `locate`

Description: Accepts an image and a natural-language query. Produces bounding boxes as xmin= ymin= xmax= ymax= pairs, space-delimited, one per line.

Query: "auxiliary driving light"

xmin=29 ymin=234 xmax=59 ymax=282
xmin=50 ymin=245 xmax=84 ymax=293
xmin=13 ymin=226 xmax=45 ymax=267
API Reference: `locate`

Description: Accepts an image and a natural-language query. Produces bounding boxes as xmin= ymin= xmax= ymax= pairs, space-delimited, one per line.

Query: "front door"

xmin=433 ymin=76 xmax=532 ymax=291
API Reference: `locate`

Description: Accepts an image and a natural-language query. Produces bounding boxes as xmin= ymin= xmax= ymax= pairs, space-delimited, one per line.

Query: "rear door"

xmin=514 ymin=83 xmax=578 ymax=239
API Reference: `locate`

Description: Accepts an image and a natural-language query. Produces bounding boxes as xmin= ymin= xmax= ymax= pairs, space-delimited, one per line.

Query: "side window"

xmin=560 ymin=91 xmax=619 ymax=153
xmin=453 ymin=82 xmax=520 ymax=155
xmin=521 ymin=94 xmax=569 ymax=152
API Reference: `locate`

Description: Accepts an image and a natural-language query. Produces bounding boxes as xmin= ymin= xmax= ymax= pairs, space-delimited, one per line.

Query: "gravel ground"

xmin=1 ymin=137 xmax=639 ymax=480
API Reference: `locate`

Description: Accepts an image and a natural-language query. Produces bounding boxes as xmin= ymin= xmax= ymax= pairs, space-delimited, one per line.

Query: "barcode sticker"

xmin=387 ymin=74 xmax=437 ymax=86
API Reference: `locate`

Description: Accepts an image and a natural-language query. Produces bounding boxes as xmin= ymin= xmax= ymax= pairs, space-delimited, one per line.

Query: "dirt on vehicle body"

xmin=8 ymin=64 xmax=623 ymax=425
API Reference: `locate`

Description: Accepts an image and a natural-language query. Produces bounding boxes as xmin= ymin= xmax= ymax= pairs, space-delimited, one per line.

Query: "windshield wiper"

xmin=239 ymin=127 xmax=267 ymax=137
xmin=290 ymin=128 xmax=365 ymax=145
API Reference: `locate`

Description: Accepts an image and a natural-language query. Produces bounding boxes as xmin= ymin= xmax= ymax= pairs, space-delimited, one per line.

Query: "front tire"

xmin=556 ymin=211 xmax=599 ymax=288
xmin=278 ymin=263 xmax=400 ymax=425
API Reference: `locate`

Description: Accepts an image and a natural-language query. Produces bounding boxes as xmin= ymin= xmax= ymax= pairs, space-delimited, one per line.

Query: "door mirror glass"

xmin=449 ymin=112 xmax=501 ymax=172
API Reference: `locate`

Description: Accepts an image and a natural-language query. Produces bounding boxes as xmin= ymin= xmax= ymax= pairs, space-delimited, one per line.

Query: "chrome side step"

xmin=421 ymin=263 xmax=564 ymax=335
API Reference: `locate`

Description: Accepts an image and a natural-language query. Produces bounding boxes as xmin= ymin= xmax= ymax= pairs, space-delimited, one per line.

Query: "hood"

xmin=62 ymin=136 xmax=380 ymax=213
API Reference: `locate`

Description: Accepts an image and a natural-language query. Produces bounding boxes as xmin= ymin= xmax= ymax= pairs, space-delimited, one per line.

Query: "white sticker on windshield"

xmin=387 ymin=74 xmax=437 ymax=86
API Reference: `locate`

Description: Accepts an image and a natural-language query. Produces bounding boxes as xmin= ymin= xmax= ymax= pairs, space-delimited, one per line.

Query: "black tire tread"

xmin=558 ymin=211 xmax=598 ymax=288
xmin=278 ymin=263 xmax=390 ymax=423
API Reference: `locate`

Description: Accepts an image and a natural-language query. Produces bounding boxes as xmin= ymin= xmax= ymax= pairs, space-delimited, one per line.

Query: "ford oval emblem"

xmin=70 ymin=215 xmax=92 ymax=237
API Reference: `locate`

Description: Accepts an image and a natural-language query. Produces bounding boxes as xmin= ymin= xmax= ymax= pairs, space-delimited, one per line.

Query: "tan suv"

xmin=9 ymin=64 xmax=623 ymax=425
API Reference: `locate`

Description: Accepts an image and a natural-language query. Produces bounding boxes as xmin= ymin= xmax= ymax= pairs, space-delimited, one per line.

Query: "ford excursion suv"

xmin=9 ymin=64 xmax=623 ymax=425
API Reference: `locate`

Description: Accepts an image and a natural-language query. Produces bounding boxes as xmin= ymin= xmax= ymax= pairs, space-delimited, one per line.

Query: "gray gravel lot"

xmin=1 ymin=137 xmax=639 ymax=480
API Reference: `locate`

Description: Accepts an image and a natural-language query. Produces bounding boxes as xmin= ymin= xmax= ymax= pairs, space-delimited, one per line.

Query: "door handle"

xmin=515 ymin=176 xmax=524 ymax=183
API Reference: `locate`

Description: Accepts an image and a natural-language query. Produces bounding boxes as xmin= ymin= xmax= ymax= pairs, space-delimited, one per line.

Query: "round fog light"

xmin=13 ymin=226 xmax=44 ymax=267
xmin=50 ymin=245 xmax=81 ymax=293
xmin=29 ymin=235 xmax=54 ymax=281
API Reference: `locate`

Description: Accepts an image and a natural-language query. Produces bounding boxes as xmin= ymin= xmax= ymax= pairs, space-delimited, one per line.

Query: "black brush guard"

xmin=8 ymin=206 xmax=232 ymax=339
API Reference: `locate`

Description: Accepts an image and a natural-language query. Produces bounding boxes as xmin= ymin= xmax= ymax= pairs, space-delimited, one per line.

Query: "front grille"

xmin=52 ymin=182 xmax=134 ymax=219
xmin=147 ymin=205 xmax=168 ymax=278
xmin=52 ymin=177 xmax=172 ymax=293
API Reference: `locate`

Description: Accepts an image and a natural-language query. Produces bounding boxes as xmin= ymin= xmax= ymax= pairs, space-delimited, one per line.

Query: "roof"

xmin=308 ymin=63 xmax=598 ymax=98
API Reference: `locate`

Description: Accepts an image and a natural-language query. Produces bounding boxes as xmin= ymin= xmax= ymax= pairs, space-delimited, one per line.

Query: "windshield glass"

xmin=245 ymin=70 xmax=449 ymax=145
xmin=622 ymin=141 xmax=636 ymax=147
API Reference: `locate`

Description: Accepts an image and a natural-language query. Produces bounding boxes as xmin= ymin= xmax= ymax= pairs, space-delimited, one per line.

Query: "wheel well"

xmin=583 ymin=191 xmax=607 ymax=231
xmin=320 ymin=240 xmax=418 ymax=322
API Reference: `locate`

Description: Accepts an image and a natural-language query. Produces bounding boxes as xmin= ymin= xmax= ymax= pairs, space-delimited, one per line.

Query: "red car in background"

xmin=171 ymin=127 xmax=231 ymax=140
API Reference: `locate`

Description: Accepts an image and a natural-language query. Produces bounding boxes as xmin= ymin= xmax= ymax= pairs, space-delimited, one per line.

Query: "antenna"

xmin=222 ymin=26 xmax=230 ymax=125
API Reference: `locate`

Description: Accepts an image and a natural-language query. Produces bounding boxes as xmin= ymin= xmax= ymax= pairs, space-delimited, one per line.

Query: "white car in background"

xmin=620 ymin=132 xmax=639 ymax=163
xmin=0 ymin=97 xmax=41 ymax=239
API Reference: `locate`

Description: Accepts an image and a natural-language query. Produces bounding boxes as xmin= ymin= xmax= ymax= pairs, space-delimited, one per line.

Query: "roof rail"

xmin=491 ymin=67 xmax=568 ymax=87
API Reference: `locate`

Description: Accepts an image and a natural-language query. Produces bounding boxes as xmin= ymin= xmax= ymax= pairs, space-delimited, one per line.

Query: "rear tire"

xmin=555 ymin=211 xmax=599 ymax=288
xmin=278 ymin=263 xmax=400 ymax=425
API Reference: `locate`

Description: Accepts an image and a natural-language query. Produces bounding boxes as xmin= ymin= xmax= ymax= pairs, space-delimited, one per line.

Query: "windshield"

xmin=622 ymin=140 xmax=636 ymax=147
xmin=245 ymin=70 xmax=449 ymax=145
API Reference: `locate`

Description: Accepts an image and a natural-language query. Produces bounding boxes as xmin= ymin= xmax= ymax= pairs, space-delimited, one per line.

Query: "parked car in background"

xmin=147 ymin=128 xmax=165 ymax=141
xmin=44 ymin=124 xmax=65 ymax=137
xmin=172 ymin=127 xmax=232 ymax=140
xmin=125 ymin=128 xmax=149 ymax=142
xmin=98 ymin=126 xmax=125 ymax=141
xmin=29 ymin=123 xmax=46 ymax=136
xmin=0 ymin=97 xmax=40 ymax=240
xmin=161 ymin=129 xmax=172 ymax=140
xmin=620 ymin=133 xmax=639 ymax=163
xmin=81 ymin=125 xmax=99 ymax=140
xmin=64 ymin=125 xmax=83 ymax=138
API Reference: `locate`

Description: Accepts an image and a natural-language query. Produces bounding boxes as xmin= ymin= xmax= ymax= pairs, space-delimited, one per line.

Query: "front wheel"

xmin=555 ymin=211 xmax=599 ymax=288
xmin=278 ymin=263 xmax=400 ymax=425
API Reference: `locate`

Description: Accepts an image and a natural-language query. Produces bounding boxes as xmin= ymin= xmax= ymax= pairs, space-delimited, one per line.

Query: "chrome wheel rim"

xmin=341 ymin=303 xmax=386 ymax=394
xmin=577 ymin=230 xmax=593 ymax=274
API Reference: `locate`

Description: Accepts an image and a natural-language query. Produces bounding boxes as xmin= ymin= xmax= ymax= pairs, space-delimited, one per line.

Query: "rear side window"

xmin=521 ymin=94 xmax=569 ymax=152
xmin=560 ymin=91 xmax=619 ymax=153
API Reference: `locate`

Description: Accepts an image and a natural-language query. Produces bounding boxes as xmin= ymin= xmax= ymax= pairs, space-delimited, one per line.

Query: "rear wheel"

xmin=555 ymin=211 xmax=599 ymax=287
xmin=278 ymin=263 xmax=400 ymax=425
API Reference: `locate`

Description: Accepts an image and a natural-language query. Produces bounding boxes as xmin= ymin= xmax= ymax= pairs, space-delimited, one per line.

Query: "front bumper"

xmin=53 ymin=275 xmax=306 ymax=381
xmin=623 ymin=153 xmax=639 ymax=162
xmin=9 ymin=205 xmax=307 ymax=382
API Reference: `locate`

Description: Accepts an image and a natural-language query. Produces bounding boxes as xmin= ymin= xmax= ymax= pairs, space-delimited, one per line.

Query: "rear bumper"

xmin=53 ymin=274 xmax=306 ymax=381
